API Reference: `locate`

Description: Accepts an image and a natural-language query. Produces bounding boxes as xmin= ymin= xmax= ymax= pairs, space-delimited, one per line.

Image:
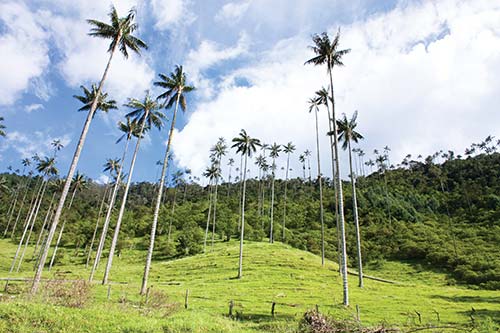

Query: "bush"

xmin=44 ymin=280 xmax=91 ymax=308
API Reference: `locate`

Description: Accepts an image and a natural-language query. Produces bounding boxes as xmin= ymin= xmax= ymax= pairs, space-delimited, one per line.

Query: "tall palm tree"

xmin=31 ymin=5 xmax=146 ymax=294
xmin=316 ymin=87 xmax=341 ymax=271
xmin=227 ymin=157 xmax=234 ymax=196
xmin=51 ymin=139 xmax=64 ymax=158
xmin=12 ymin=157 xmax=57 ymax=273
xmin=268 ymin=143 xmax=281 ymax=243
xmin=298 ymin=154 xmax=306 ymax=180
xmin=90 ymin=122 xmax=135 ymax=281
xmin=167 ymin=170 xmax=183 ymax=241
xmin=304 ymin=149 xmax=312 ymax=182
xmin=203 ymin=164 xmax=220 ymax=252
xmin=232 ymin=129 xmax=261 ymax=278
xmin=4 ymin=159 xmax=32 ymax=238
xmin=337 ymin=111 xmax=364 ymax=287
xmin=305 ymin=29 xmax=351 ymax=306
xmin=49 ymin=171 xmax=87 ymax=271
xmin=103 ymin=92 xmax=164 ymax=285
xmin=210 ymin=138 xmax=227 ymax=248
xmin=309 ymin=97 xmax=326 ymax=266
xmin=255 ymin=154 xmax=267 ymax=218
xmin=281 ymin=142 xmax=295 ymax=241
xmin=140 ymin=65 xmax=194 ymax=295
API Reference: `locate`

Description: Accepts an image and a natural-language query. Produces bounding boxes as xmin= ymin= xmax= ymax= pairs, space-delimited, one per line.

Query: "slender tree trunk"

xmin=140 ymin=93 xmax=180 ymax=295
xmin=282 ymin=154 xmax=290 ymax=242
xmin=348 ymin=141 xmax=363 ymax=287
xmin=86 ymin=183 xmax=109 ymax=268
xmin=3 ymin=184 xmax=21 ymax=236
xmin=32 ymin=34 xmax=120 ymax=295
xmin=12 ymin=178 xmax=40 ymax=239
xmin=307 ymin=157 xmax=312 ymax=183
xmin=329 ymin=70 xmax=349 ymax=306
xmin=211 ymin=175 xmax=219 ymax=248
xmin=103 ymin=108 xmax=149 ymax=285
xmin=203 ymin=181 xmax=213 ymax=252
xmin=269 ymin=159 xmax=276 ymax=244
xmin=227 ymin=165 xmax=232 ymax=197
xmin=48 ymin=189 xmax=77 ymax=271
xmin=33 ymin=192 xmax=56 ymax=255
xmin=238 ymin=154 xmax=248 ymax=279
xmin=7 ymin=177 xmax=32 ymax=238
xmin=313 ymin=109 xmax=326 ymax=267
xmin=237 ymin=155 xmax=243 ymax=232
xmin=90 ymin=138 xmax=130 ymax=281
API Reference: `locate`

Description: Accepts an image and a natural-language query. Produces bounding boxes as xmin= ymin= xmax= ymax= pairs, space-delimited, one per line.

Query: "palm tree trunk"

xmin=31 ymin=34 xmax=121 ymax=295
xmin=282 ymin=153 xmax=290 ymax=242
xmin=9 ymin=179 xmax=46 ymax=273
xmin=48 ymin=189 xmax=77 ymax=271
xmin=324 ymin=99 xmax=341 ymax=274
xmin=269 ymin=160 xmax=276 ymax=244
xmin=103 ymin=109 xmax=148 ymax=285
xmin=12 ymin=178 xmax=40 ymax=239
xmin=203 ymin=181 xmax=213 ymax=252
xmin=238 ymin=153 xmax=248 ymax=279
xmin=314 ymin=109 xmax=326 ymax=266
xmin=211 ymin=175 xmax=219 ymax=248
xmin=3 ymin=185 xmax=21 ymax=237
xmin=86 ymin=183 xmax=109 ymax=268
xmin=348 ymin=140 xmax=363 ymax=287
xmin=33 ymin=192 xmax=56 ymax=255
xmin=237 ymin=154 xmax=243 ymax=232
xmin=7 ymin=177 xmax=32 ymax=238
xmin=90 ymin=138 xmax=130 ymax=281
xmin=329 ymin=70 xmax=349 ymax=306
xmin=140 ymin=93 xmax=181 ymax=295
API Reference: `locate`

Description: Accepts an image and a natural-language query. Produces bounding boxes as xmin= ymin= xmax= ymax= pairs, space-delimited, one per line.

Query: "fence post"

xmin=229 ymin=299 xmax=234 ymax=318
xmin=185 ymin=289 xmax=189 ymax=309
xmin=271 ymin=301 xmax=276 ymax=317
xmin=107 ymin=284 xmax=111 ymax=300
xmin=356 ymin=304 xmax=360 ymax=321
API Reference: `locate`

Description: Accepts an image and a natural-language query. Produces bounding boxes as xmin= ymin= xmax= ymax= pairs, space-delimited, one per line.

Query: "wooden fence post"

xmin=229 ymin=300 xmax=234 ymax=318
xmin=185 ymin=289 xmax=189 ymax=309
xmin=271 ymin=301 xmax=276 ymax=317
xmin=356 ymin=304 xmax=360 ymax=321
xmin=107 ymin=284 xmax=111 ymax=300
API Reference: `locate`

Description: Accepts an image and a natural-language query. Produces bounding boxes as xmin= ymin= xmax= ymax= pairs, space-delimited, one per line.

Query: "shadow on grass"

xmin=459 ymin=309 xmax=500 ymax=323
xmin=432 ymin=295 xmax=500 ymax=304
xmin=228 ymin=312 xmax=295 ymax=323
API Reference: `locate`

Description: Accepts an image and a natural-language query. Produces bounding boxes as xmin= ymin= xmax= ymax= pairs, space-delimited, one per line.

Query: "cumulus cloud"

xmin=173 ymin=0 xmax=500 ymax=180
xmin=215 ymin=0 xmax=252 ymax=22
xmin=0 ymin=2 xmax=50 ymax=105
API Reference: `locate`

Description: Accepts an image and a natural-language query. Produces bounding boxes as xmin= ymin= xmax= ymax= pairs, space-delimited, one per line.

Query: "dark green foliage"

xmin=1 ymin=152 xmax=499 ymax=288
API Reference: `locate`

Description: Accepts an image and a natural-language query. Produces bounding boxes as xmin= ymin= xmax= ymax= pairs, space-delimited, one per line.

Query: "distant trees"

xmin=268 ymin=143 xmax=281 ymax=243
xmin=282 ymin=142 xmax=296 ymax=241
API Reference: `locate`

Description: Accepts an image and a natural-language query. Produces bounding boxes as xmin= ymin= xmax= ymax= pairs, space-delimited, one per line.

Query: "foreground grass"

xmin=0 ymin=238 xmax=499 ymax=332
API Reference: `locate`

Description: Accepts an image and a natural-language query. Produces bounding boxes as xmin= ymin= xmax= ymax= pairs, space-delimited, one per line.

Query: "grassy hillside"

xmin=0 ymin=238 xmax=498 ymax=332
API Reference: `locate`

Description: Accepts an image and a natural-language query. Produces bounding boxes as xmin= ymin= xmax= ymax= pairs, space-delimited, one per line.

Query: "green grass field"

xmin=0 ymin=238 xmax=498 ymax=332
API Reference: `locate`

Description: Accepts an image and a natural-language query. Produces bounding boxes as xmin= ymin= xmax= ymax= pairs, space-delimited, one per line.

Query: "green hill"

xmin=0 ymin=238 xmax=498 ymax=332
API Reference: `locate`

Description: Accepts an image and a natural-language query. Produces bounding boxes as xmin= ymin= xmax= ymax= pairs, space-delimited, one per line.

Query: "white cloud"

xmin=0 ymin=2 xmax=50 ymax=105
xmin=151 ymin=0 xmax=195 ymax=30
xmin=185 ymin=33 xmax=250 ymax=99
xmin=0 ymin=130 xmax=71 ymax=160
xmin=173 ymin=0 xmax=500 ymax=180
xmin=25 ymin=103 xmax=44 ymax=113
xmin=215 ymin=0 xmax=251 ymax=22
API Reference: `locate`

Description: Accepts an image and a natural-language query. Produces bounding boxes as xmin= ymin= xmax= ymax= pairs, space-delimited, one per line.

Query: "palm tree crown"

xmin=73 ymin=84 xmax=117 ymax=116
xmin=231 ymin=129 xmax=261 ymax=157
xmin=125 ymin=91 xmax=165 ymax=131
xmin=87 ymin=6 xmax=147 ymax=58
xmin=337 ymin=111 xmax=364 ymax=150
xmin=155 ymin=65 xmax=195 ymax=110
xmin=305 ymin=30 xmax=351 ymax=71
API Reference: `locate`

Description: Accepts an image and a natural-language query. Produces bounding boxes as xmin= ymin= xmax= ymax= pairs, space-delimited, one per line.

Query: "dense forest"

xmin=1 ymin=142 xmax=499 ymax=290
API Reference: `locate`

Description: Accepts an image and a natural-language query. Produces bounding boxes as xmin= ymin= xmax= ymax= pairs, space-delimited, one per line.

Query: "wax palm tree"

xmin=210 ymin=138 xmax=227 ymax=248
xmin=86 ymin=158 xmax=120 ymax=268
xmin=268 ymin=143 xmax=281 ymax=243
xmin=304 ymin=149 xmax=312 ymax=182
xmin=337 ymin=111 xmax=364 ymax=287
xmin=51 ymin=139 xmax=64 ymax=158
xmin=281 ymin=142 xmax=295 ymax=241
xmin=309 ymin=96 xmax=326 ymax=266
xmin=203 ymin=164 xmax=220 ymax=252
xmin=140 ymin=65 xmax=195 ymax=295
xmin=298 ymin=154 xmax=306 ymax=180
xmin=227 ymin=157 xmax=234 ymax=196
xmin=167 ymin=170 xmax=184 ymax=241
xmin=232 ymin=130 xmax=261 ymax=278
xmin=103 ymin=92 xmax=164 ymax=285
xmin=305 ymin=29 xmax=351 ymax=305
xmin=316 ymin=86 xmax=341 ymax=271
xmin=32 ymin=5 xmax=146 ymax=293
xmin=3 ymin=159 xmax=32 ymax=238
xmin=49 ymin=171 xmax=87 ymax=271
xmin=255 ymin=154 xmax=267 ymax=218
xmin=11 ymin=157 xmax=57 ymax=273
xmin=0 ymin=117 xmax=6 ymax=137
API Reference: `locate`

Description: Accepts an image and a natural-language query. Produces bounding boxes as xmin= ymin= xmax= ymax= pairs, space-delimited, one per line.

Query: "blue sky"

xmin=1 ymin=0 xmax=499 ymax=185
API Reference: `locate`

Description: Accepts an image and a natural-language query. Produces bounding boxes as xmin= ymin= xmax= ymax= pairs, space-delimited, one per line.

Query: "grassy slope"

xmin=0 ymin=238 xmax=499 ymax=332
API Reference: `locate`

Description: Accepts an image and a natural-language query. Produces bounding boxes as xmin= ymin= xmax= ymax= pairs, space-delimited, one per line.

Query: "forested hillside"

xmin=1 ymin=150 xmax=499 ymax=289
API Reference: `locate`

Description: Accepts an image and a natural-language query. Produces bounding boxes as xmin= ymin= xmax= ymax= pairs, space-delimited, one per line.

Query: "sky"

xmin=0 ymin=0 xmax=499 ymax=185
